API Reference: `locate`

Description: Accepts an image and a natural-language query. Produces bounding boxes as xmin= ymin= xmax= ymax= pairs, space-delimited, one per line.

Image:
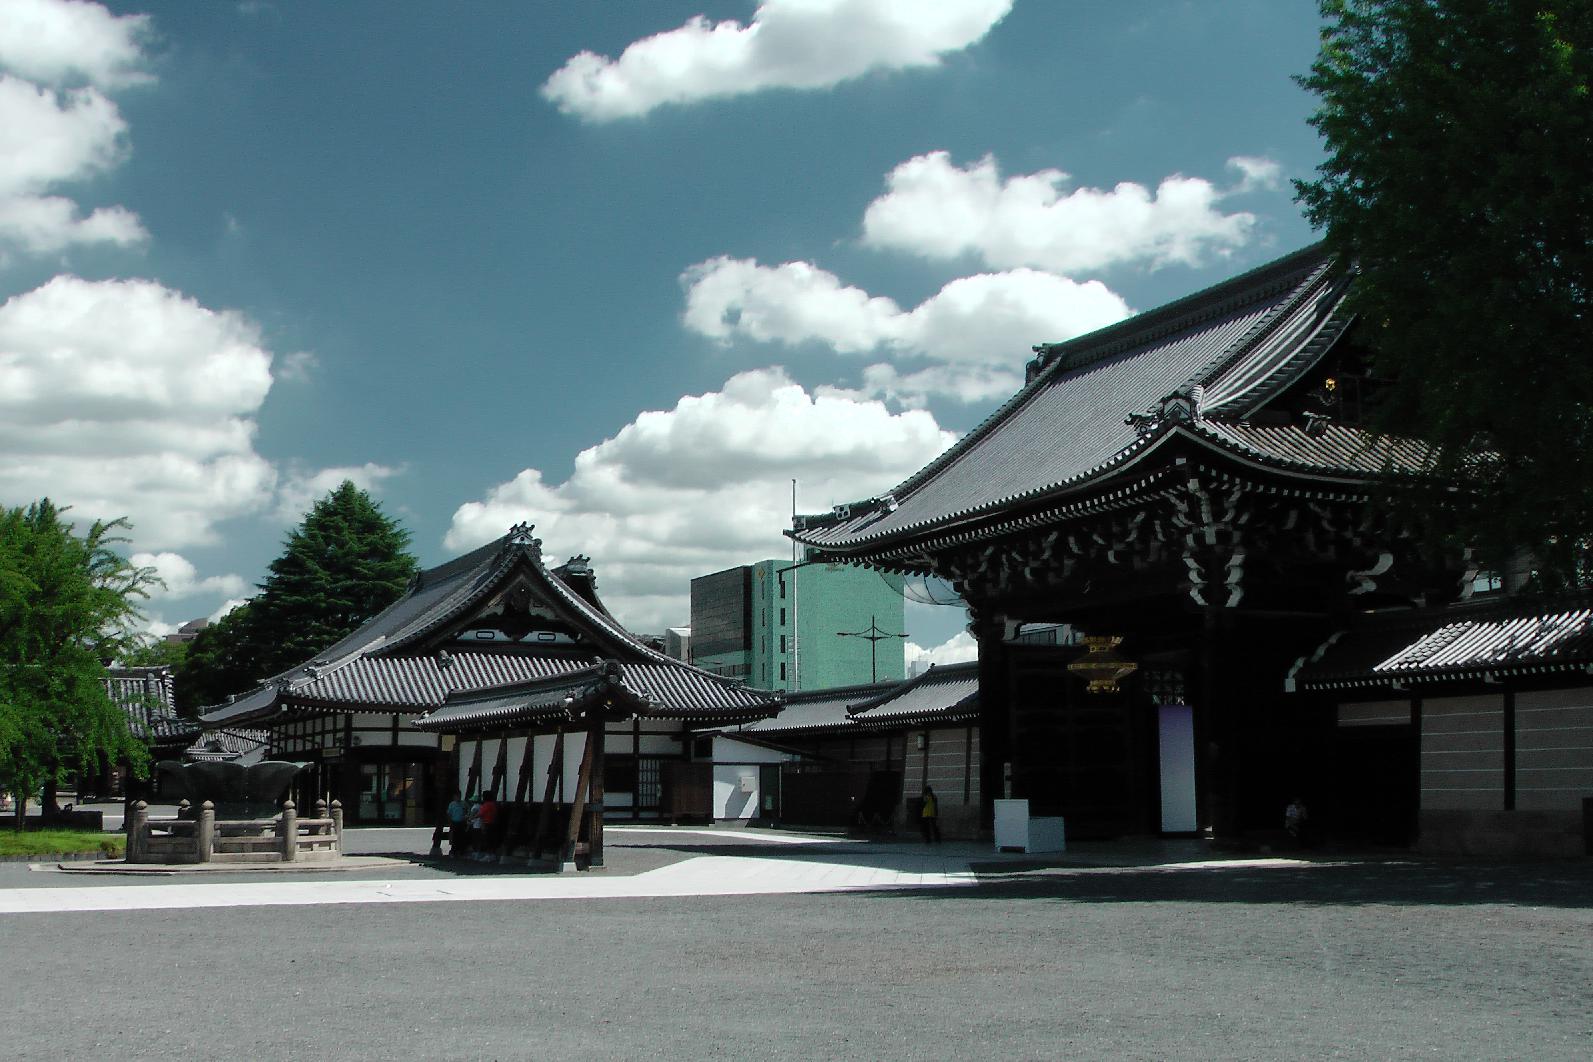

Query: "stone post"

xmin=330 ymin=799 xmax=344 ymax=853
xmin=127 ymin=800 xmax=148 ymax=863
xmin=314 ymin=798 xmax=328 ymax=833
xmin=177 ymin=797 xmax=191 ymax=819
xmin=196 ymin=800 xmax=215 ymax=863
xmin=280 ymin=799 xmax=298 ymax=862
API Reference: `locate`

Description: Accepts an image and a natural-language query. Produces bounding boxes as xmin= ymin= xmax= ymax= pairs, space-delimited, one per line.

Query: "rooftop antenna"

xmin=791 ymin=478 xmax=800 ymax=692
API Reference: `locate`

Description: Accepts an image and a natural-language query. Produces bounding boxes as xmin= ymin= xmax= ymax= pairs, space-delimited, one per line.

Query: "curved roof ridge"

xmin=1042 ymin=242 xmax=1330 ymax=375
xmin=791 ymin=244 xmax=1333 ymax=541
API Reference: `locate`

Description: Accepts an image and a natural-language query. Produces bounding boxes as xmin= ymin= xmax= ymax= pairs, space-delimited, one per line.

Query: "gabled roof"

xmin=848 ymin=661 xmax=979 ymax=728
xmin=105 ymin=666 xmax=198 ymax=745
xmin=201 ymin=526 xmax=776 ymax=728
xmin=791 ymin=246 xmax=1429 ymax=556
xmin=413 ymin=660 xmax=781 ymax=732
xmin=1293 ymin=594 xmax=1593 ymax=691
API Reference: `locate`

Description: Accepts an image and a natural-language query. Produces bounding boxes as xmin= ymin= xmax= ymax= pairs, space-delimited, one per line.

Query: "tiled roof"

xmin=849 ymin=662 xmax=979 ymax=728
xmin=1294 ymin=596 xmax=1593 ymax=690
xmin=105 ymin=666 xmax=198 ymax=744
xmin=201 ymin=531 xmax=777 ymax=728
xmin=790 ymin=247 xmax=1427 ymax=556
xmin=414 ymin=660 xmax=782 ymax=731
xmin=184 ymin=728 xmax=268 ymax=762
xmin=721 ymin=680 xmax=892 ymax=735
xmin=1194 ymin=421 xmax=1431 ymax=477
xmin=290 ymin=651 xmax=590 ymax=710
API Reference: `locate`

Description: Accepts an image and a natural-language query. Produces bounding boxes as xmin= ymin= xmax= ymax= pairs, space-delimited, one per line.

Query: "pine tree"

xmin=1295 ymin=0 xmax=1593 ymax=581
xmin=180 ymin=482 xmax=418 ymax=706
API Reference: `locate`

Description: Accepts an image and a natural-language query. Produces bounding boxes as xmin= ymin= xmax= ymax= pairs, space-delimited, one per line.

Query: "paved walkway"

xmin=0 ymin=824 xmax=1339 ymax=915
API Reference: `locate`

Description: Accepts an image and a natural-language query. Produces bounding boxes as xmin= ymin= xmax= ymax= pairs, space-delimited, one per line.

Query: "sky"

xmin=0 ymin=0 xmax=1330 ymax=664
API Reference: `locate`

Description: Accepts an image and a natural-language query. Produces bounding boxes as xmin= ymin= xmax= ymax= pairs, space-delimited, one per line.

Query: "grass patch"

xmin=0 ymin=829 xmax=124 ymax=858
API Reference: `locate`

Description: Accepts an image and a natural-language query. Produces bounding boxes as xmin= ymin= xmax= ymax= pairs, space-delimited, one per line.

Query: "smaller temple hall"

xmin=202 ymin=525 xmax=781 ymax=863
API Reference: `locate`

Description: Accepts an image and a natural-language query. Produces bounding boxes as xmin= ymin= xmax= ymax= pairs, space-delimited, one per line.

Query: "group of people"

xmin=440 ymin=788 xmax=501 ymax=861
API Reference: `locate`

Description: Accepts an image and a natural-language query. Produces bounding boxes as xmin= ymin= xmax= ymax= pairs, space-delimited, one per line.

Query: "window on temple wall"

xmin=779 ymin=581 xmax=786 ymax=599
xmin=780 ymin=635 xmax=786 ymax=654
xmin=780 ymin=662 xmax=787 ymax=681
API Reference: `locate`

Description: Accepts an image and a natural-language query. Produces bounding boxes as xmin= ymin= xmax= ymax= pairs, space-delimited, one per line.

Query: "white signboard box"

xmin=993 ymin=798 xmax=1066 ymax=853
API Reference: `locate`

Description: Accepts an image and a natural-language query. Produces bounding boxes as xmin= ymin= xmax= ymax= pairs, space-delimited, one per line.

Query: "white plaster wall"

xmin=478 ymin=737 xmax=502 ymax=797
xmin=638 ymin=734 xmax=678 ymax=756
xmin=563 ymin=733 xmax=586 ymax=796
xmin=393 ymin=724 xmax=440 ymax=748
xmin=503 ymin=736 xmax=528 ymax=799
xmin=531 ymin=733 xmax=560 ymax=802
xmin=456 ymin=739 xmax=477 ymax=797
xmin=713 ymin=737 xmax=787 ymax=765
xmin=713 ymin=764 xmax=762 ymax=820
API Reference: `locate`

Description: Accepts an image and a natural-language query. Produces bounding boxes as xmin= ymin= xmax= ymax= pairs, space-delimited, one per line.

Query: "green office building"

xmin=690 ymin=559 xmax=906 ymax=691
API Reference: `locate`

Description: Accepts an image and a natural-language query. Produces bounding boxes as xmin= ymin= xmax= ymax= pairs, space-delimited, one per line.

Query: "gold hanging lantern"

xmin=1068 ymin=635 xmax=1137 ymax=693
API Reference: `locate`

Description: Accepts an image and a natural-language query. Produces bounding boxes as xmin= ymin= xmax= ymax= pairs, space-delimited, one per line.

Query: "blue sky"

xmin=0 ymin=0 xmax=1328 ymax=658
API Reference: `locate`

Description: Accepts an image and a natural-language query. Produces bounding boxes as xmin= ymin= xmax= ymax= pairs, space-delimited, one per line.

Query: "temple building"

xmin=790 ymin=245 xmax=1591 ymax=853
xmin=702 ymin=662 xmax=982 ymax=835
xmin=201 ymin=525 xmax=780 ymax=857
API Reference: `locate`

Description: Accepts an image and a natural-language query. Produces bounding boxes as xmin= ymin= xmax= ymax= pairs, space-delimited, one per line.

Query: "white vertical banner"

xmin=1158 ymin=703 xmax=1198 ymax=833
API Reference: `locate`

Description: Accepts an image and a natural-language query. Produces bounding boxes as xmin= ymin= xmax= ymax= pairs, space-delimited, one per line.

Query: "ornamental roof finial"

xmin=506 ymin=522 xmax=543 ymax=557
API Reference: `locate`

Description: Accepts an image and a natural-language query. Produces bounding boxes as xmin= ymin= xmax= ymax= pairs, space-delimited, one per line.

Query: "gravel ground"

xmin=3 ymin=854 xmax=1588 ymax=1060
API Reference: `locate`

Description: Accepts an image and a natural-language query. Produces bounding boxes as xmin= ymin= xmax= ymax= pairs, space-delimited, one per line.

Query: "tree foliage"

xmin=1296 ymin=0 xmax=1593 ymax=580
xmin=179 ymin=482 xmax=418 ymax=710
xmin=0 ymin=501 xmax=153 ymax=824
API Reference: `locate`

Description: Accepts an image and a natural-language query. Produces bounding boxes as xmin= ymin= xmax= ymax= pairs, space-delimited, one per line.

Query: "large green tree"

xmin=0 ymin=501 xmax=153 ymax=825
xmin=1296 ymin=0 xmax=1593 ymax=581
xmin=179 ymin=482 xmax=418 ymax=710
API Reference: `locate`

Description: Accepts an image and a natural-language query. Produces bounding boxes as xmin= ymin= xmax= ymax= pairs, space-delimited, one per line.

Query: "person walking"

xmin=445 ymin=789 xmax=470 ymax=858
xmin=919 ymin=785 xmax=942 ymax=844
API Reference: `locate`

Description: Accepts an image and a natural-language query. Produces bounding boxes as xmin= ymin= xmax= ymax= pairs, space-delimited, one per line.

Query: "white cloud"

xmin=274 ymin=462 xmax=403 ymax=524
xmin=274 ymin=349 xmax=317 ymax=383
xmin=906 ymin=630 xmax=978 ymax=671
xmin=209 ymin=597 xmax=250 ymax=622
xmin=446 ymin=368 xmax=955 ymax=630
xmin=0 ymin=275 xmax=281 ymax=548
xmin=682 ymin=256 xmax=1130 ymax=401
xmin=542 ymin=0 xmax=1012 ymax=121
xmin=0 ymin=73 xmax=147 ymax=255
xmin=861 ymin=152 xmax=1279 ymax=273
xmin=131 ymin=551 xmax=249 ymax=601
xmin=0 ymin=0 xmax=153 ymax=90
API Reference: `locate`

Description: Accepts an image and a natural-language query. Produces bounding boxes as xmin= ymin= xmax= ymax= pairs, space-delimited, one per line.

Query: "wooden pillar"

xmin=533 ymin=729 xmax=564 ymax=860
xmin=588 ymin=718 xmax=606 ymax=868
xmin=465 ymin=739 xmax=483 ymax=800
xmin=562 ymin=728 xmax=595 ymax=870
xmin=490 ymin=737 xmax=509 ymax=799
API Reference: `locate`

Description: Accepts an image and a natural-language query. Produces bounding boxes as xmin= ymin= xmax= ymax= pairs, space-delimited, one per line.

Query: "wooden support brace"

xmin=533 ymin=730 xmax=564 ymax=860
xmin=563 ymin=728 xmax=595 ymax=870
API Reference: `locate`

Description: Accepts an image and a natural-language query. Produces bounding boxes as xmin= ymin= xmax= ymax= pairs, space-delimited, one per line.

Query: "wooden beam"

xmin=532 ymin=729 xmax=564 ymax=861
xmin=465 ymin=739 xmax=482 ymax=800
xmin=563 ymin=727 xmax=595 ymax=869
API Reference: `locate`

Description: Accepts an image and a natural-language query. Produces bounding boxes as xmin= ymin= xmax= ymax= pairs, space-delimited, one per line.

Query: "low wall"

xmin=1418 ymin=809 xmax=1589 ymax=858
